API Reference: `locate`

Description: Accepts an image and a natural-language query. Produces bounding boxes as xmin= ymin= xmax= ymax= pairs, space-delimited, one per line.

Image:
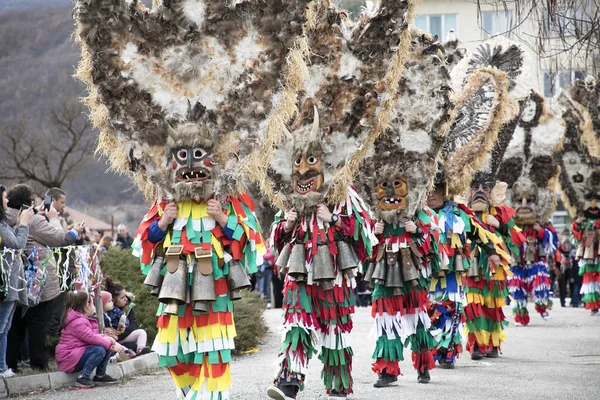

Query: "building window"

xmin=481 ymin=10 xmax=514 ymax=38
xmin=415 ymin=14 xmax=458 ymax=40
xmin=543 ymin=70 xmax=586 ymax=97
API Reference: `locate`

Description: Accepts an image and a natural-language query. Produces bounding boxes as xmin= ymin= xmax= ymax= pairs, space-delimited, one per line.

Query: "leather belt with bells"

xmin=165 ymin=245 xmax=184 ymax=273
xmin=195 ymin=247 xmax=213 ymax=276
xmin=385 ymin=243 xmax=398 ymax=266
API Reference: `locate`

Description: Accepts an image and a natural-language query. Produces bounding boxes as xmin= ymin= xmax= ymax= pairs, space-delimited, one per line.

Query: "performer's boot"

xmin=267 ymin=375 xmax=300 ymax=400
xmin=373 ymin=369 xmax=398 ymax=388
xmin=439 ymin=359 xmax=455 ymax=369
xmin=417 ymin=368 xmax=431 ymax=384
xmin=486 ymin=347 xmax=499 ymax=358
xmin=471 ymin=348 xmax=484 ymax=360
xmin=327 ymin=390 xmax=348 ymax=399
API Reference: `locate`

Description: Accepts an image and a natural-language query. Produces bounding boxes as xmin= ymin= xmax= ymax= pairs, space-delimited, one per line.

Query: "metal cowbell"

xmin=191 ymin=263 xmax=216 ymax=302
xmin=150 ymin=283 xmax=162 ymax=297
xmin=467 ymin=263 xmax=480 ymax=280
xmin=400 ymin=247 xmax=419 ymax=283
xmin=230 ymin=289 xmax=242 ymax=301
xmin=158 ymin=259 xmax=187 ymax=306
xmin=276 ymin=244 xmax=292 ymax=269
xmin=313 ymin=245 xmax=335 ymax=282
xmin=364 ymin=262 xmax=375 ymax=283
xmin=193 ymin=301 xmax=209 ymax=313
xmin=144 ymin=256 xmax=165 ymax=288
xmin=287 ymin=244 xmax=307 ymax=279
xmin=371 ymin=259 xmax=387 ymax=284
xmin=454 ymin=254 xmax=466 ymax=272
xmin=336 ymin=240 xmax=359 ymax=271
xmin=385 ymin=263 xmax=403 ymax=288
xmin=228 ymin=260 xmax=251 ymax=291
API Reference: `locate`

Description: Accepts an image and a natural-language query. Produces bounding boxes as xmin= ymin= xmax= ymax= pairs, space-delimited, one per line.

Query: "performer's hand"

xmin=158 ymin=202 xmax=178 ymax=231
xmin=404 ymin=221 xmax=417 ymax=234
xmin=486 ymin=215 xmax=500 ymax=228
xmin=576 ymin=215 xmax=585 ymax=223
xmin=207 ymin=199 xmax=228 ymax=227
xmin=489 ymin=254 xmax=501 ymax=268
xmin=316 ymin=204 xmax=333 ymax=223
xmin=374 ymin=221 xmax=385 ymax=235
xmin=284 ymin=208 xmax=298 ymax=232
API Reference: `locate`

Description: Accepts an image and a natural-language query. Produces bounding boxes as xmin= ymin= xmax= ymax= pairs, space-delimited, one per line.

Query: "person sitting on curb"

xmin=105 ymin=278 xmax=151 ymax=355
xmin=56 ymin=291 xmax=125 ymax=388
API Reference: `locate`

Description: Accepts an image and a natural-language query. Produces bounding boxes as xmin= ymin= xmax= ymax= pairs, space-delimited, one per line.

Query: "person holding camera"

xmin=0 ymin=184 xmax=34 ymax=378
xmin=5 ymin=184 xmax=83 ymax=372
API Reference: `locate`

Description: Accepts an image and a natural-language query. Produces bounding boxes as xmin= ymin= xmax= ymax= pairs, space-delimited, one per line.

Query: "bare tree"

xmin=475 ymin=0 xmax=599 ymax=72
xmin=0 ymin=100 xmax=95 ymax=189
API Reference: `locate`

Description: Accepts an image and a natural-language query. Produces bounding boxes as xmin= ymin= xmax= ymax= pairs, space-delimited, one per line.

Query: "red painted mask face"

xmin=171 ymin=147 xmax=214 ymax=183
xmin=376 ymin=177 xmax=408 ymax=211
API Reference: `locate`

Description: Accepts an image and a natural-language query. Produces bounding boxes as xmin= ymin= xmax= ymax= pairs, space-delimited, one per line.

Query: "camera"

xmin=21 ymin=204 xmax=38 ymax=215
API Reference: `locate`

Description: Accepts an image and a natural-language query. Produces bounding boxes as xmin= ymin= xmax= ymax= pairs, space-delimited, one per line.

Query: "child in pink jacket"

xmin=55 ymin=291 xmax=126 ymax=388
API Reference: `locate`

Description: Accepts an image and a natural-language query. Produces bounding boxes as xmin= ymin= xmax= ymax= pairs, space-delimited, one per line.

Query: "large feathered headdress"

xmin=452 ymin=36 xmax=536 ymax=205
xmin=496 ymin=90 xmax=566 ymax=224
xmin=245 ymin=0 xmax=417 ymax=213
xmin=73 ymin=0 xmax=313 ymax=201
xmin=555 ymin=77 xmax=600 ymax=218
xmin=357 ymin=31 xmax=454 ymax=223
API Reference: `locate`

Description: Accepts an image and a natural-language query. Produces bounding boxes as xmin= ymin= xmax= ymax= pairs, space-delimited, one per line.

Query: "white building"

xmin=412 ymin=0 xmax=595 ymax=101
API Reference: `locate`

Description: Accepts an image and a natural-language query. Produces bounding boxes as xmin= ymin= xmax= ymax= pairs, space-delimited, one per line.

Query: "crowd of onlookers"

xmin=0 ymin=183 xmax=146 ymax=388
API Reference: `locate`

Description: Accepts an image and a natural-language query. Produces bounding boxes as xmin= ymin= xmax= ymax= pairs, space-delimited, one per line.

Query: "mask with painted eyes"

xmin=292 ymin=154 xmax=324 ymax=196
xmin=171 ymin=147 xmax=214 ymax=183
xmin=376 ymin=177 xmax=408 ymax=211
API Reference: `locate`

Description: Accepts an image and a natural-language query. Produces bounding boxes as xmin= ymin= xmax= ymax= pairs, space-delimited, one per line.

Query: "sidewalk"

xmin=0 ymin=353 xmax=159 ymax=398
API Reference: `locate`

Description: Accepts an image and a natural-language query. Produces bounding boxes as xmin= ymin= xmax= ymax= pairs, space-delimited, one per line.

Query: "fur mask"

xmin=73 ymin=0 xmax=312 ymax=201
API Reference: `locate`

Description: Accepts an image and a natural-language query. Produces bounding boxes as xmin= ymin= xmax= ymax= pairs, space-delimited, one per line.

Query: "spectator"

xmin=5 ymin=184 xmax=83 ymax=372
xmin=115 ymin=224 xmax=133 ymax=249
xmin=0 ymin=185 xmax=34 ymax=378
xmin=99 ymin=235 xmax=113 ymax=252
xmin=56 ymin=291 xmax=124 ymax=388
xmin=92 ymin=230 xmax=103 ymax=245
xmin=105 ymin=278 xmax=150 ymax=355
xmin=46 ymin=188 xmax=68 ymax=231
xmin=556 ymin=229 xmax=573 ymax=307
xmin=258 ymin=249 xmax=275 ymax=309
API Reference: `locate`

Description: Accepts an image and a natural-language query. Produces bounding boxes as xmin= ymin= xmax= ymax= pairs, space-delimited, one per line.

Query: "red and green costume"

xmin=571 ymin=218 xmax=600 ymax=311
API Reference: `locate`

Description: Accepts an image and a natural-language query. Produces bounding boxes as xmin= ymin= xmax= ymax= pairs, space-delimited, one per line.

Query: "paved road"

xmin=19 ymin=302 xmax=600 ymax=400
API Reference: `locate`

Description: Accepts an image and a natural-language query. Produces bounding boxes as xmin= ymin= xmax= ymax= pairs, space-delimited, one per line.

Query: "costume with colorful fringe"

xmin=508 ymin=225 xmax=556 ymax=325
xmin=429 ymin=202 xmax=495 ymax=365
xmin=273 ymin=187 xmax=376 ymax=395
xmin=465 ymin=205 xmax=524 ymax=354
xmin=369 ymin=209 xmax=441 ymax=378
xmin=571 ymin=218 xmax=600 ymax=311
xmin=133 ymin=196 xmax=265 ymax=400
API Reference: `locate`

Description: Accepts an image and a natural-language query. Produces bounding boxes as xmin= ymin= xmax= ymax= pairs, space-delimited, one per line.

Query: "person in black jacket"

xmin=104 ymin=278 xmax=151 ymax=355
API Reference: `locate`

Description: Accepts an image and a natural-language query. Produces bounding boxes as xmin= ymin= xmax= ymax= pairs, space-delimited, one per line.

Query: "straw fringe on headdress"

xmin=555 ymin=87 xmax=600 ymax=218
xmin=443 ymin=67 xmax=510 ymax=196
xmin=496 ymin=90 xmax=566 ymax=223
xmin=249 ymin=0 xmax=418 ymax=212
xmin=358 ymin=30 xmax=454 ymax=223
xmin=73 ymin=0 xmax=313 ymax=201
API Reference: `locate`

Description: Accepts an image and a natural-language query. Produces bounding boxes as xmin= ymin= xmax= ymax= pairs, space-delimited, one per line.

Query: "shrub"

xmin=100 ymin=247 xmax=158 ymax=342
xmin=99 ymin=248 xmax=268 ymax=352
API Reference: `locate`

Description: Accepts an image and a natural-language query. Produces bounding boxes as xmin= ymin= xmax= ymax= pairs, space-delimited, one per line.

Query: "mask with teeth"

xmin=163 ymin=122 xmax=216 ymax=202
xmin=376 ymin=177 xmax=408 ymax=212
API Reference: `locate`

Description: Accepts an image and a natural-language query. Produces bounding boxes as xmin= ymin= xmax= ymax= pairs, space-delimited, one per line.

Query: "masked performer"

xmin=73 ymin=1 xmax=318 ymax=398
xmin=495 ymin=90 xmax=566 ymax=325
xmin=357 ymin=33 xmax=458 ymax=386
xmin=244 ymin=2 xmax=419 ymax=399
xmin=554 ymin=77 xmax=600 ymax=315
xmin=427 ymin=58 xmax=510 ymax=368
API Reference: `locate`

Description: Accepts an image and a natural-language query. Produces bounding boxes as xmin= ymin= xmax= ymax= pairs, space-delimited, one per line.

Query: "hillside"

xmin=0 ymin=3 xmax=143 ymax=205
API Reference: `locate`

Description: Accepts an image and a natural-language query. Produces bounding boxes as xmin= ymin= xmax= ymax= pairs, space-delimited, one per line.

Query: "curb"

xmin=0 ymin=352 xmax=160 ymax=398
